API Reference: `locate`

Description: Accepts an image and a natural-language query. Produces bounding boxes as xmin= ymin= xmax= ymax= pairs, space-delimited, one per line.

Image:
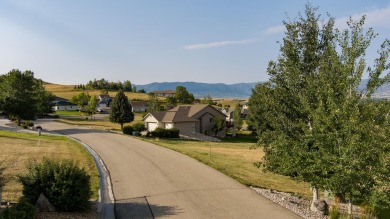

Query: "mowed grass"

xmin=57 ymin=112 xmax=145 ymax=132
xmin=0 ymin=130 xmax=99 ymax=201
xmin=140 ymin=135 xmax=311 ymax=198
xmin=44 ymin=83 xmax=149 ymax=101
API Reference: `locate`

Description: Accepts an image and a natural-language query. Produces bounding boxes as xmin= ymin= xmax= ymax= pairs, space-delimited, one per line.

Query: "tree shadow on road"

xmin=115 ymin=197 xmax=183 ymax=219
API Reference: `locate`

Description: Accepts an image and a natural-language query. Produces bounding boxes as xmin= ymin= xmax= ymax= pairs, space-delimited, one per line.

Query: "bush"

xmin=151 ymin=128 xmax=179 ymax=138
xmin=133 ymin=122 xmax=146 ymax=132
xmin=123 ymin=125 xmax=134 ymax=135
xmin=18 ymin=158 xmax=92 ymax=212
xmin=1 ymin=197 xmax=37 ymax=219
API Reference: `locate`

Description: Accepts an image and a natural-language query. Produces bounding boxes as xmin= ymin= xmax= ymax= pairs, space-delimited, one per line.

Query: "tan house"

xmin=153 ymin=90 xmax=176 ymax=97
xmin=143 ymin=104 xmax=227 ymax=137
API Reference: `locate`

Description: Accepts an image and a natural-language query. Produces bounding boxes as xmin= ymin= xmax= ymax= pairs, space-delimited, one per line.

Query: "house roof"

xmin=144 ymin=104 xmax=226 ymax=123
xmin=53 ymin=96 xmax=69 ymax=102
xmin=130 ymin=101 xmax=147 ymax=107
xmin=98 ymin=94 xmax=111 ymax=100
xmin=54 ymin=101 xmax=77 ymax=106
xmin=153 ymin=90 xmax=176 ymax=94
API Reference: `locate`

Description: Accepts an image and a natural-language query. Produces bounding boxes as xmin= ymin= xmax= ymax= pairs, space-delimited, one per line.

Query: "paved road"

xmin=34 ymin=120 xmax=301 ymax=219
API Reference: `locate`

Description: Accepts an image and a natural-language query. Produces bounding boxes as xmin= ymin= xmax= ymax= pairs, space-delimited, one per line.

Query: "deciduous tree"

xmin=0 ymin=69 xmax=53 ymax=125
xmin=248 ymin=4 xmax=390 ymax=214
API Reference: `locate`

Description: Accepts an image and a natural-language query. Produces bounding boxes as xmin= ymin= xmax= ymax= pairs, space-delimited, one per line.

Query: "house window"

xmin=210 ymin=118 xmax=214 ymax=123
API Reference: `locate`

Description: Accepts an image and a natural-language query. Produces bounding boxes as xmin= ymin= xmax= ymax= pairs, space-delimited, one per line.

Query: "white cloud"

xmin=263 ymin=25 xmax=285 ymax=35
xmin=183 ymin=38 xmax=258 ymax=50
xmin=335 ymin=6 xmax=390 ymax=29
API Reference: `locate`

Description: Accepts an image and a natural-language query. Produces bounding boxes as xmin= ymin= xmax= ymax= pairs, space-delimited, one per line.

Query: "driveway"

xmin=33 ymin=120 xmax=301 ymax=219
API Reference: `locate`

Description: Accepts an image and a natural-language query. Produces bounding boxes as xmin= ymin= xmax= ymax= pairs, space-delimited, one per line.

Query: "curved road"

xmin=34 ymin=120 xmax=300 ymax=219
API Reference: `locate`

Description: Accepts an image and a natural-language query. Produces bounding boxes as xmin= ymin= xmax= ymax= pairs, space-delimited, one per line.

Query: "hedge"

xmin=151 ymin=128 xmax=180 ymax=138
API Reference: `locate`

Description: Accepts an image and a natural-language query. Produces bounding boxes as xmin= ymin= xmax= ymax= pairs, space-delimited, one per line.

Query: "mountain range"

xmin=135 ymin=82 xmax=259 ymax=98
xmin=135 ymin=80 xmax=390 ymax=99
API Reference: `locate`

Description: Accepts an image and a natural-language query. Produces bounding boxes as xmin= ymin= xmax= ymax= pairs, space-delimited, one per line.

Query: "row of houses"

xmin=53 ymin=94 xmax=249 ymax=138
xmin=52 ymin=95 xmax=149 ymax=113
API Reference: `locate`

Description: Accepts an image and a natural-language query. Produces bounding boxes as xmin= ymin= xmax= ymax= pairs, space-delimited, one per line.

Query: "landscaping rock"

xmin=36 ymin=193 xmax=56 ymax=212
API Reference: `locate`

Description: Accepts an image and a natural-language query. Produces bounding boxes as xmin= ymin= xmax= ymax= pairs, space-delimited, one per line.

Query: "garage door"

xmin=147 ymin=123 xmax=158 ymax=131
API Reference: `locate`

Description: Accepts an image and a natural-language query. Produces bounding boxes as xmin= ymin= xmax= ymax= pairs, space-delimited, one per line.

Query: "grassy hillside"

xmin=44 ymin=83 xmax=245 ymax=106
xmin=44 ymin=83 xmax=149 ymax=101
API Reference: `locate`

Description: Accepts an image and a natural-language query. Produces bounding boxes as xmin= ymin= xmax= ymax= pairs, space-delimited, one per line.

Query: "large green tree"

xmin=109 ymin=90 xmax=134 ymax=130
xmin=175 ymin=86 xmax=194 ymax=104
xmin=248 ymin=4 xmax=390 ymax=214
xmin=71 ymin=92 xmax=90 ymax=110
xmin=0 ymin=69 xmax=54 ymax=125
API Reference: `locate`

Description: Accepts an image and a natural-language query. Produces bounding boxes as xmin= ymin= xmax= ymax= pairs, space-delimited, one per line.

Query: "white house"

xmin=52 ymin=101 xmax=78 ymax=111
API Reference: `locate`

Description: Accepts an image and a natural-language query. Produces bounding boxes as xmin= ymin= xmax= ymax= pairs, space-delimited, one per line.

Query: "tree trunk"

xmin=232 ymin=124 xmax=236 ymax=137
xmin=348 ymin=193 xmax=353 ymax=216
xmin=121 ymin=123 xmax=123 ymax=131
xmin=310 ymin=185 xmax=319 ymax=211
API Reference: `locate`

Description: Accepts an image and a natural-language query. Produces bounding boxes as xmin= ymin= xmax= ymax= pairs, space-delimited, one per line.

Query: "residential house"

xmin=130 ymin=101 xmax=148 ymax=112
xmin=97 ymin=94 xmax=111 ymax=101
xmin=221 ymin=107 xmax=235 ymax=122
xmin=97 ymin=95 xmax=112 ymax=112
xmin=153 ymin=90 xmax=176 ymax=97
xmin=52 ymin=101 xmax=78 ymax=111
xmin=143 ymin=104 xmax=227 ymax=137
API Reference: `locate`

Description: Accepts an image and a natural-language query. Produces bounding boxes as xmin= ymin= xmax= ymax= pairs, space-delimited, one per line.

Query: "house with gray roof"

xmin=143 ymin=104 xmax=227 ymax=137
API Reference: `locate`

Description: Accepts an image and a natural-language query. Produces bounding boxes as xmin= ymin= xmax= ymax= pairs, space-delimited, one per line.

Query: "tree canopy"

xmin=248 ymin=4 xmax=390 ymax=214
xmin=0 ymin=69 xmax=54 ymax=125
xmin=175 ymin=86 xmax=194 ymax=104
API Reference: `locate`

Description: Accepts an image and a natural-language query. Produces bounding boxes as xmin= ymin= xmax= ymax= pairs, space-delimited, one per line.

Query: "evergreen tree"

xmin=110 ymin=90 xmax=134 ymax=130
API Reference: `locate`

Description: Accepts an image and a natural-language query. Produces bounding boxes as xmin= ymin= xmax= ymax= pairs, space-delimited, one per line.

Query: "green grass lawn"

xmin=139 ymin=134 xmax=311 ymax=197
xmin=0 ymin=130 xmax=99 ymax=201
xmin=54 ymin=110 xmax=89 ymax=116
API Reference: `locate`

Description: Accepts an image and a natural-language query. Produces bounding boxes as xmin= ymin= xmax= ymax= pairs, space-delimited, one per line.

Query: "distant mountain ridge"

xmin=135 ymin=82 xmax=259 ymax=98
xmin=135 ymin=80 xmax=390 ymax=99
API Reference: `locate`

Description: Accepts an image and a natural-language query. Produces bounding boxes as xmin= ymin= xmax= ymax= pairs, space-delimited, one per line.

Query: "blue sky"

xmin=0 ymin=0 xmax=389 ymax=85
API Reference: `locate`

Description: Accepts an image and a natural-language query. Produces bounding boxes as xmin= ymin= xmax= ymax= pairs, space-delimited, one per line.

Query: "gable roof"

xmin=144 ymin=104 xmax=226 ymax=123
xmin=130 ymin=101 xmax=148 ymax=107
xmin=54 ymin=101 xmax=77 ymax=106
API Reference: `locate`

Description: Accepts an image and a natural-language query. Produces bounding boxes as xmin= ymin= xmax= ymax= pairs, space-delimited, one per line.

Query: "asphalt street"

xmin=19 ymin=119 xmax=301 ymax=218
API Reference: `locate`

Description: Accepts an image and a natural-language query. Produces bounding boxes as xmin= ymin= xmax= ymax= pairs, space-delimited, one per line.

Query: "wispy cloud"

xmin=263 ymin=25 xmax=285 ymax=35
xmin=335 ymin=5 xmax=390 ymax=29
xmin=261 ymin=5 xmax=390 ymax=36
xmin=183 ymin=38 xmax=258 ymax=50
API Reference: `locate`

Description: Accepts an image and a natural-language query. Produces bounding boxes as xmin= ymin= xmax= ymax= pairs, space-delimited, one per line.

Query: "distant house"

xmin=241 ymin=108 xmax=249 ymax=119
xmin=96 ymin=95 xmax=112 ymax=112
xmin=221 ymin=108 xmax=235 ymax=122
xmin=98 ymin=94 xmax=111 ymax=101
xmin=143 ymin=104 xmax=227 ymax=137
xmin=153 ymin=90 xmax=176 ymax=97
xmin=53 ymin=101 xmax=78 ymax=111
xmin=130 ymin=101 xmax=148 ymax=112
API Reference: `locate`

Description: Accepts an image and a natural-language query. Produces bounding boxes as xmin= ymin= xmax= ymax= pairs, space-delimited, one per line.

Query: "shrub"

xmin=1 ymin=197 xmax=37 ymax=219
xmin=123 ymin=125 xmax=134 ymax=135
xmin=133 ymin=122 xmax=146 ymax=132
xmin=18 ymin=158 xmax=92 ymax=212
xmin=151 ymin=128 xmax=179 ymax=138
